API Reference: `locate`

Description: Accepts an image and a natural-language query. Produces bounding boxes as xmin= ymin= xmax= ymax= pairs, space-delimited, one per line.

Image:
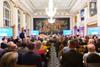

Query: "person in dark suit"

xmin=86 ymin=53 xmax=100 ymax=63
xmin=61 ymin=50 xmax=84 ymax=67
xmin=85 ymin=53 xmax=100 ymax=67
xmin=83 ymin=44 xmax=100 ymax=64
xmin=17 ymin=42 xmax=42 ymax=67
xmin=0 ymin=37 xmax=8 ymax=49
xmin=61 ymin=39 xmax=84 ymax=67
xmin=19 ymin=29 xmax=26 ymax=40
xmin=95 ymin=38 xmax=100 ymax=52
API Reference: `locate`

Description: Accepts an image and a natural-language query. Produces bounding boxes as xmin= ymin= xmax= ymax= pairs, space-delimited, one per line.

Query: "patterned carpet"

xmin=48 ymin=44 xmax=60 ymax=67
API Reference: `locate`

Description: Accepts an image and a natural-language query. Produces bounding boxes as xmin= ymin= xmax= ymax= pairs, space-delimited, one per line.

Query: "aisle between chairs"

xmin=48 ymin=43 xmax=60 ymax=67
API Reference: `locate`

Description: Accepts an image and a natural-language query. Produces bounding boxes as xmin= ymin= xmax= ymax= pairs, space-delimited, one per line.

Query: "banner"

xmin=87 ymin=27 xmax=100 ymax=35
xmin=31 ymin=30 xmax=39 ymax=36
xmin=0 ymin=28 xmax=13 ymax=37
xmin=63 ymin=30 xmax=72 ymax=36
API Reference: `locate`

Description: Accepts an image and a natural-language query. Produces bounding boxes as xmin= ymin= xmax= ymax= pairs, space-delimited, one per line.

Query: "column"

xmin=28 ymin=16 xmax=32 ymax=36
xmin=0 ymin=0 xmax=3 ymax=27
xmin=77 ymin=13 xmax=81 ymax=28
xmin=97 ymin=0 xmax=100 ymax=26
xmin=30 ymin=16 xmax=33 ymax=36
xmin=12 ymin=6 xmax=18 ymax=37
xmin=26 ymin=15 xmax=30 ymax=36
xmin=30 ymin=16 xmax=33 ymax=31
xmin=84 ymin=7 xmax=88 ymax=36
xmin=27 ymin=16 xmax=30 ymax=36
xmin=21 ymin=12 xmax=26 ymax=29
xmin=70 ymin=16 xmax=74 ymax=35
xmin=70 ymin=16 xmax=73 ymax=30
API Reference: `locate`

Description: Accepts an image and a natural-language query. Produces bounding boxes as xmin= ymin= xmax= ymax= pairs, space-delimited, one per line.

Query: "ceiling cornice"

xmin=70 ymin=0 xmax=88 ymax=13
xmin=19 ymin=0 xmax=34 ymax=16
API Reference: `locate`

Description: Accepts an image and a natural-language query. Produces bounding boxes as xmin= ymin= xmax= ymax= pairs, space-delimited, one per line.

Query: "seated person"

xmin=83 ymin=44 xmax=100 ymax=63
xmin=0 ymin=37 xmax=8 ymax=49
xmin=18 ymin=38 xmax=29 ymax=55
xmin=0 ymin=42 xmax=18 ymax=67
xmin=86 ymin=53 xmax=100 ymax=63
xmin=17 ymin=42 xmax=42 ymax=67
xmin=61 ymin=39 xmax=84 ymax=67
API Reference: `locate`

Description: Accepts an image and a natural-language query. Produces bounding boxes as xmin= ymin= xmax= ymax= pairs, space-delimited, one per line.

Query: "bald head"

xmin=8 ymin=41 xmax=17 ymax=51
xmin=87 ymin=44 xmax=95 ymax=52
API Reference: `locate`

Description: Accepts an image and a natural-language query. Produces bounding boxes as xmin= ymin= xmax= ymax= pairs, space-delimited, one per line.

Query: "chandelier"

xmin=48 ymin=17 xmax=55 ymax=24
xmin=46 ymin=0 xmax=56 ymax=23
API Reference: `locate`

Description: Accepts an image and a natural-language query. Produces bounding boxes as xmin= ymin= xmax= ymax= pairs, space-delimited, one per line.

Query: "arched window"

xmin=3 ymin=1 xmax=11 ymax=27
xmin=18 ymin=10 xmax=21 ymax=31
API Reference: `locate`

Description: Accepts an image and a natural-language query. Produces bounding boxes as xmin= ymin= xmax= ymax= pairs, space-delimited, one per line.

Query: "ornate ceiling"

xmin=19 ymin=0 xmax=88 ymax=17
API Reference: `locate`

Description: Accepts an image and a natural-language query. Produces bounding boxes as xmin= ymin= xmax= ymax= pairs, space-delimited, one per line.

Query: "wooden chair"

xmin=85 ymin=63 xmax=100 ymax=67
xmin=98 ymin=48 xmax=100 ymax=51
xmin=85 ymin=53 xmax=100 ymax=67
xmin=16 ymin=64 xmax=36 ymax=67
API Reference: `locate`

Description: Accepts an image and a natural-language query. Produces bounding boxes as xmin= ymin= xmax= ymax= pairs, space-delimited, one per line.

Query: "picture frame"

xmin=89 ymin=1 xmax=97 ymax=16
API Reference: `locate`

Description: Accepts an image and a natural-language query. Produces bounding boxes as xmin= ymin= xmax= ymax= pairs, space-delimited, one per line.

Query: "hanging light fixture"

xmin=46 ymin=0 xmax=56 ymax=23
xmin=46 ymin=0 xmax=56 ymax=17
xmin=48 ymin=17 xmax=55 ymax=23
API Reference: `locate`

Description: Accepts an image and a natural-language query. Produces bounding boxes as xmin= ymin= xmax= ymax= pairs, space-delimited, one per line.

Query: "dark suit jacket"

xmin=17 ymin=51 xmax=42 ymax=67
xmin=1 ymin=43 xmax=8 ymax=49
xmin=86 ymin=53 xmax=100 ymax=63
xmin=61 ymin=49 xmax=84 ymax=67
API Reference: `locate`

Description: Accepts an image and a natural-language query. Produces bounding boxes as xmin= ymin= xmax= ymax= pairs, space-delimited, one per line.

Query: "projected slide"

xmin=87 ymin=27 xmax=100 ymax=35
xmin=0 ymin=28 xmax=13 ymax=37
xmin=63 ymin=30 xmax=72 ymax=35
xmin=31 ymin=30 xmax=39 ymax=36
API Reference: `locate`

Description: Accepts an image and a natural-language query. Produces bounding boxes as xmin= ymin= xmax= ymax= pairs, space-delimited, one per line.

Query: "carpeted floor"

xmin=48 ymin=44 xmax=60 ymax=67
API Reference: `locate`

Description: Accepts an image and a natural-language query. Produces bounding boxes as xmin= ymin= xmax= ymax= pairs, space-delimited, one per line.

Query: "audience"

xmin=17 ymin=42 xmax=42 ymax=67
xmin=0 ymin=34 xmax=100 ymax=67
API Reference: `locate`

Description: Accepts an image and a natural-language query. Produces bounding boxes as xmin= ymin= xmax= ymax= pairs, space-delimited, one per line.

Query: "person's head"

xmin=41 ymin=41 xmax=47 ymax=46
xmin=35 ymin=40 xmax=41 ymax=49
xmin=7 ymin=41 xmax=17 ymax=51
xmin=92 ymin=35 xmax=97 ymax=39
xmin=87 ymin=44 xmax=96 ymax=52
xmin=63 ymin=40 xmax=68 ymax=47
xmin=68 ymin=39 xmax=78 ymax=48
xmin=8 ymin=38 xmax=12 ymax=42
xmin=2 ymin=37 xmax=8 ymax=43
xmin=27 ymin=42 xmax=34 ymax=51
xmin=84 ymin=36 xmax=89 ymax=42
xmin=88 ymin=39 xmax=94 ymax=44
